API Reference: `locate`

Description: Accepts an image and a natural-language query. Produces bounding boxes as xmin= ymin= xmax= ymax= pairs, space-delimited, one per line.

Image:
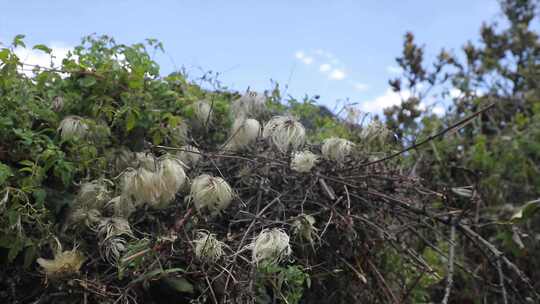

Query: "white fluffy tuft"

xmin=321 ymin=137 xmax=355 ymax=162
xmin=251 ymin=228 xmax=292 ymax=265
xmin=224 ymin=118 xmax=261 ymax=151
xmin=361 ymin=119 xmax=392 ymax=143
xmin=231 ymin=91 xmax=267 ymax=119
xmin=193 ymin=100 xmax=212 ymax=125
xmin=96 ymin=217 xmax=133 ymax=265
xmin=155 ymin=155 xmax=187 ymax=207
xmin=190 ymin=174 xmax=234 ymax=215
xmin=37 ymin=240 xmax=86 ymax=278
xmin=176 ymin=145 xmax=202 ymax=167
xmin=58 ymin=115 xmax=89 ymax=141
xmin=290 ymin=150 xmax=319 ymax=173
xmin=193 ymin=230 xmax=225 ymax=263
xmin=262 ymin=116 xmax=306 ymax=153
xmin=121 ymin=167 xmax=162 ymax=207
xmin=292 ymin=214 xmax=318 ymax=244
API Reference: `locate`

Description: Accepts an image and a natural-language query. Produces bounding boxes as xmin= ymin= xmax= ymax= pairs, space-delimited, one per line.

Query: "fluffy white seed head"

xmin=37 ymin=240 xmax=86 ymax=279
xmin=58 ymin=115 xmax=89 ymax=141
xmin=105 ymin=195 xmax=136 ymax=218
xmin=251 ymin=228 xmax=292 ymax=265
xmin=321 ymin=137 xmax=355 ymax=163
xmin=231 ymin=91 xmax=267 ymax=119
xmin=155 ymin=155 xmax=187 ymax=207
xmin=121 ymin=167 xmax=162 ymax=207
xmin=190 ymin=174 xmax=234 ymax=215
xmin=291 ymin=151 xmax=319 ymax=173
xmin=75 ymin=179 xmax=112 ymax=210
xmin=110 ymin=147 xmax=136 ymax=174
xmin=224 ymin=118 xmax=261 ymax=151
xmin=170 ymin=121 xmax=189 ymax=146
xmin=96 ymin=217 xmax=133 ymax=265
xmin=193 ymin=100 xmax=212 ymax=125
xmin=193 ymin=231 xmax=225 ymax=263
xmin=361 ymin=119 xmax=392 ymax=144
xmin=66 ymin=206 xmax=102 ymax=229
xmin=292 ymin=214 xmax=318 ymax=244
xmin=262 ymin=116 xmax=306 ymax=153
xmin=176 ymin=145 xmax=202 ymax=167
xmin=135 ymin=152 xmax=159 ymax=172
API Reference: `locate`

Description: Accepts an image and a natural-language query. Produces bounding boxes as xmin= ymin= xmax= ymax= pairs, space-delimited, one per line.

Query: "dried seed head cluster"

xmin=193 ymin=231 xmax=225 ymax=263
xmin=58 ymin=115 xmax=89 ymax=141
xmin=170 ymin=121 xmax=189 ymax=145
xmin=292 ymin=214 xmax=318 ymax=244
xmin=290 ymin=150 xmax=319 ymax=173
xmin=37 ymin=241 xmax=86 ymax=279
xmin=66 ymin=179 xmax=112 ymax=227
xmin=110 ymin=147 xmax=136 ymax=174
xmin=231 ymin=91 xmax=267 ymax=119
xmin=156 ymin=155 xmax=187 ymax=207
xmin=262 ymin=116 xmax=306 ymax=153
xmin=361 ymin=119 xmax=392 ymax=144
xmin=190 ymin=174 xmax=234 ymax=215
xmin=121 ymin=167 xmax=162 ymax=206
xmin=122 ymin=154 xmax=187 ymax=208
xmin=96 ymin=217 xmax=133 ymax=265
xmin=105 ymin=195 xmax=136 ymax=218
xmin=224 ymin=118 xmax=261 ymax=151
xmin=176 ymin=145 xmax=202 ymax=167
xmin=322 ymin=137 xmax=355 ymax=162
xmin=66 ymin=207 xmax=102 ymax=229
xmin=135 ymin=152 xmax=159 ymax=172
xmin=193 ymin=100 xmax=212 ymax=125
xmin=251 ymin=228 xmax=292 ymax=265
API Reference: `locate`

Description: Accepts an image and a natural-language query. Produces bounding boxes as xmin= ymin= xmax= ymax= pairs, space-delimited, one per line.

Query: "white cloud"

xmin=353 ymin=82 xmax=369 ymax=91
xmin=302 ymin=57 xmax=314 ymax=65
xmin=319 ymin=63 xmax=332 ymax=72
xmin=386 ymin=65 xmax=402 ymax=75
xmin=295 ymin=50 xmax=305 ymax=60
xmin=329 ymin=69 xmax=346 ymax=80
xmin=15 ymin=43 xmax=72 ymax=75
xmin=360 ymin=88 xmax=411 ymax=113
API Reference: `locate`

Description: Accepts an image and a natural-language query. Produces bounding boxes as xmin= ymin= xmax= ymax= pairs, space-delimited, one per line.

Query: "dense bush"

xmin=1 ymin=1 xmax=539 ymax=303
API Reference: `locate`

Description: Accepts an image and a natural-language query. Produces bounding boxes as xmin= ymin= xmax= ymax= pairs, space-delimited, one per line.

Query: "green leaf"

xmin=33 ymin=44 xmax=52 ymax=54
xmin=126 ymin=110 xmax=138 ymax=132
xmin=0 ymin=48 xmax=10 ymax=62
xmin=162 ymin=276 xmax=194 ymax=294
xmin=511 ymin=199 xmax=540 ymax=223
xmin=78 ymin=76 xmax=97 ymax=88
xmin=12 ymin=34 xmax=26 ymax=48
xmin=0 ymin=162 xmax=13 ymax=185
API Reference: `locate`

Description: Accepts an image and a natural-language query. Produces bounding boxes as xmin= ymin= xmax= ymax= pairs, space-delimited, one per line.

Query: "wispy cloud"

xmin=360 ymin=88 xmax=411 ymax=113
xmin=294 ymin=48 xmax=368 ymax=90
xmin=352 ymin=82 xmax=369 ymax=92
xmin=319 ymin=63 xmax=332 ymax=72
xmin=328 ymin=68 xmax=346 ymax=80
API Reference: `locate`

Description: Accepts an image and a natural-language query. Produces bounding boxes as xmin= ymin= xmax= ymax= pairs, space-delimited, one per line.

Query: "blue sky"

xmin=1 ymin=1 xmax=502 ymax=114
